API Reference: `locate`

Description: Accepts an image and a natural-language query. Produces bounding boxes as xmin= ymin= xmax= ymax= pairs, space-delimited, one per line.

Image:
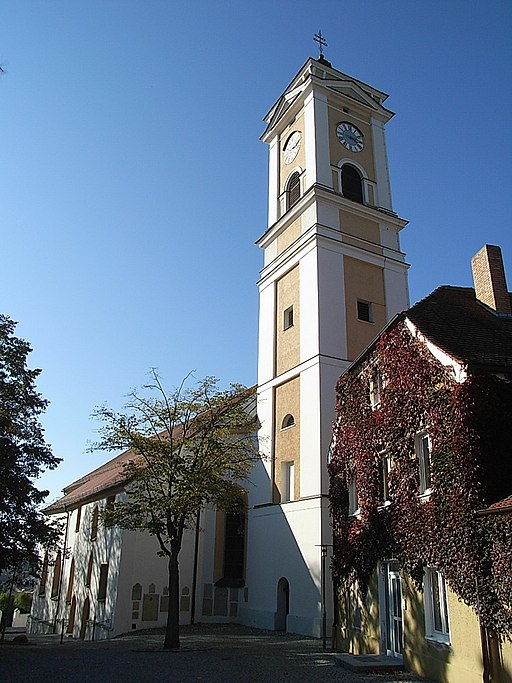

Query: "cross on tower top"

xmin=313 ymin=31 xmax=327 ymax=58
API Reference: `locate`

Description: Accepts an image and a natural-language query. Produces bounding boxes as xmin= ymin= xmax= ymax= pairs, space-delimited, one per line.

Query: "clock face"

xmin=336 ymin=122 xmax=364 ymax=152
xmin=283 ymin=131 xmax=301 ymax=165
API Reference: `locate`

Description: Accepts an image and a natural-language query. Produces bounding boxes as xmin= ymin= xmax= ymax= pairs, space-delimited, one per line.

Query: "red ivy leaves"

xmin=329 ymin=323 xmax=512 ymax=636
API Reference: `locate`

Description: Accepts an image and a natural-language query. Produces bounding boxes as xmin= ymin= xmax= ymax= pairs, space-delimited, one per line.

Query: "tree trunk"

xmin=163 ymin=550 xmax=180 ymax=649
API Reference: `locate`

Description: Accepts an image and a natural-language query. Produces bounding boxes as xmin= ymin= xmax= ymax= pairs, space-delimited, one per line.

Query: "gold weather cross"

xmin=313 ymin=31 xmax=327 ymax=58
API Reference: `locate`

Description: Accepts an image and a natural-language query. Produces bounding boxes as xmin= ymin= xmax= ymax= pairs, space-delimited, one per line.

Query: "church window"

xmin=283 ymin=305 xmax=294 ymax=330
xmin=75 ymin=506 xmax=82 ymax=533
xmin=286 ymin=172 xmax=301 ymax=210
xmin=104 ymin=495 xmax=115 ymax=527
xmin=50 ymin=551 xmax=62 ymax=599
xmin=97 ymin=563 xmax=109 ymax=601
xmin=66 ymin=558 xmax=75 ymax=603
xmin=85 ymin=553 xmax=93 ymax=587
xmin=341 ymin=164 xmax=364 ymax=203
xmin=214 ymin=490 xmax=248 ymax=586
xmin=223 ymin=505 xmax=246 ymax=580
xmin=91 ymin=505 xmax=99 ymax=540
xmin=357 ymin=300 xmax=373 ymax=322
xmin=281 ymin=461 xmax=295 ymax=502
xmin=281 ymin=414 xmax=295 ymax=429
xmin=131 ymin=583 xmax=142 ymax=601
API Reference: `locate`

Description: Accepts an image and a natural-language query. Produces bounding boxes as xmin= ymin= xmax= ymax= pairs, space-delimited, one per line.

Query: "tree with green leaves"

xmin=92 ymin=372 xmax=258 ymax=649
xmin=0 ymin=314 xmax=61 ymax=632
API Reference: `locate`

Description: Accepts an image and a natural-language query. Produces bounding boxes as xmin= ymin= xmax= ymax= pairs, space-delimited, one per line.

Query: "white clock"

xmin=283 ymin=131 xmax=301 ymax=164
xmin=336 ymin=122 xmax=364 ymax=152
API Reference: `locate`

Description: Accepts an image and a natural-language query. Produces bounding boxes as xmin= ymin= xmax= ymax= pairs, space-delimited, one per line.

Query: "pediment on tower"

xmin=323 ymin=78 xmax=394 ymax=120
xmin=262 ymin=81 xmax=309 ymax=139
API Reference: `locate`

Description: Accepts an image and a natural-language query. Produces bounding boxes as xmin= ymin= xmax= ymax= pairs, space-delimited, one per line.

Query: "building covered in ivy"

xmin=329 ymin=244 xmax=512 ymax=683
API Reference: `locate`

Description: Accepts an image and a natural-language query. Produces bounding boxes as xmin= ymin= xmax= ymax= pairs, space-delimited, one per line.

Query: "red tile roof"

xmin=44 ymin=448 xmax=136 ymax=514
xmin=44 ymin=385 xmax=258 ymax=515
xmin=406 ymin=286 xmax=512 ymax=372
xmin=478 ymin=495 xmax=512 ymax=516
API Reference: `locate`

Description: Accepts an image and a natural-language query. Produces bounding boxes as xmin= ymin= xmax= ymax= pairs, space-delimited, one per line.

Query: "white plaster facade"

xmin=30 ymin=485 xmax=251 ymax=639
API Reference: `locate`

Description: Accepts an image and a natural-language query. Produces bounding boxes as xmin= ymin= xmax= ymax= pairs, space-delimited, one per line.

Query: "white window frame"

xmin=357 ymin=300 xmax=374 ymax=323
xmin=283 ymin=305 xmax=294 ymax=330
xmin=348 ymin=475 xmax=359 ymax=516
xmin=424 ymin=568 xmax=450 ymax=644
xmin=378 ymin=452 xmax=391 ymax=506
xmin=369 ymin=369 xmax=382 ymax=408
xmin=281 ymin=413 xmax=295 ymax=430
xmin=281 ymin=461 xmax=295 ymax=503
xmin=415 ymin=432 xmax=432 ymax=496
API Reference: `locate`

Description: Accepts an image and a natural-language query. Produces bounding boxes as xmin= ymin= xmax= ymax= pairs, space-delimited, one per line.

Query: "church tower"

xmin=242 ymin=52 xmax=409 ymax=636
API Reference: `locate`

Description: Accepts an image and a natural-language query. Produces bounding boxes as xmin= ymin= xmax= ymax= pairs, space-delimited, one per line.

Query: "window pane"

xmin=342 ymin=164 xmax=364 ymax=203
xmin=357 ymin=301 xmax=372 ymax=322
xmin=432 ymin=571 xmax=443 ymax=631
xmin=288 ymin=173 xmax=300 ymax=208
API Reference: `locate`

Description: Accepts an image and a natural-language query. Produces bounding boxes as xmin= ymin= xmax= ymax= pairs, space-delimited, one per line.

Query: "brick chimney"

xmin=471 ymin=244 xmax=511 ymax=314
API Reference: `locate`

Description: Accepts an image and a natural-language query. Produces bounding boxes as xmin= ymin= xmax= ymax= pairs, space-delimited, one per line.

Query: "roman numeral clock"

xmin=336 ymin=121 xmax=365 ymax=153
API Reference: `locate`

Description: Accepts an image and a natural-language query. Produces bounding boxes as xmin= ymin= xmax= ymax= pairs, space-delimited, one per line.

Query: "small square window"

xmin=283 ymin=306 xmax=294 ymax=330
xmin=357 ymin=300 xmax=373 ymax=323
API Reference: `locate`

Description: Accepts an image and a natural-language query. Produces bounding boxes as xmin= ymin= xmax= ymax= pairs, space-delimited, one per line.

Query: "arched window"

xmin=66 ymin=558 xmax=75 ymax=603
xmin=281 ymin=414 xmax=295 ymax=429
xmin=90 ymin=505 xmax=99 ymax=540
xmin=223 ymin=502 xmax=246 ymax=581
xmin=341 ymin=164 xmax=364 ymax=203
xmin=85 ymin=553 xmax=93 ymax=587
xmin=51 ymin=551 xmax=62 ymax=598
xmin=286 ymin=172 xmax=301 ymax=210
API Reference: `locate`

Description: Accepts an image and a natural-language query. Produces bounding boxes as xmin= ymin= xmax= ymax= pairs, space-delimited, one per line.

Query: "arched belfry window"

xmin=286 ymin=172 xmax=301 ymax=210
xmin=341 ymin=164 xmax=364 ymax=204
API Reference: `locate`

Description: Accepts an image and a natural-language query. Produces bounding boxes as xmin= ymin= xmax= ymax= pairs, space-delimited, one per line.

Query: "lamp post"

xmin=316 ymin=543 xmax=333 ymax=650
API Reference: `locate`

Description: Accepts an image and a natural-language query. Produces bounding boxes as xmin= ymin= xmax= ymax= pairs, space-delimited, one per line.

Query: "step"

xmin=334 ymin=653 xmax=405 ymax=672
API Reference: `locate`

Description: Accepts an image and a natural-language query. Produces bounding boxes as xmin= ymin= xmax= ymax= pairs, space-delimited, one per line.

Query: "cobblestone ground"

xmin=0 ymin=624 xmax=433 ymax=683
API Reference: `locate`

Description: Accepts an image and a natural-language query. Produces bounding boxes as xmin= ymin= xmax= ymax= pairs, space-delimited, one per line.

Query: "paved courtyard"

xmin=0 ymin=624 xmax=432 ymax=683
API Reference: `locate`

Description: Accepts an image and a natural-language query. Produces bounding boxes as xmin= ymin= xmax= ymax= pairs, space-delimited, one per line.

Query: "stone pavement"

xmin=0 ymin=624 xmax=434 ymax=683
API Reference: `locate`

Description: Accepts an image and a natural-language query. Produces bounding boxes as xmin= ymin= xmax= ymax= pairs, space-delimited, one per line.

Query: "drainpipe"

xmin=53 ymin=508 xmax=70 ymax=635
xmin=475 ymin=576 xmax=491 ymax=683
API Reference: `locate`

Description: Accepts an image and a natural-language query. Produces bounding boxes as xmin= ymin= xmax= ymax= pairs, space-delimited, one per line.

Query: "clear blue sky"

xmin=1 ymin=0 xmax=511 ymax=502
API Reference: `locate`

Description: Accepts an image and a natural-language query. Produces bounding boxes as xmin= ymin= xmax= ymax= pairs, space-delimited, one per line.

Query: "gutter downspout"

xmin=476 ymin=576 xmax=491 ymax=683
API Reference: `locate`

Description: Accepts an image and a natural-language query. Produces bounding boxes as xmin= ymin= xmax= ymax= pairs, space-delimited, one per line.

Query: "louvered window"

xmin=287 ymin=172 xmax=301 ymax=209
